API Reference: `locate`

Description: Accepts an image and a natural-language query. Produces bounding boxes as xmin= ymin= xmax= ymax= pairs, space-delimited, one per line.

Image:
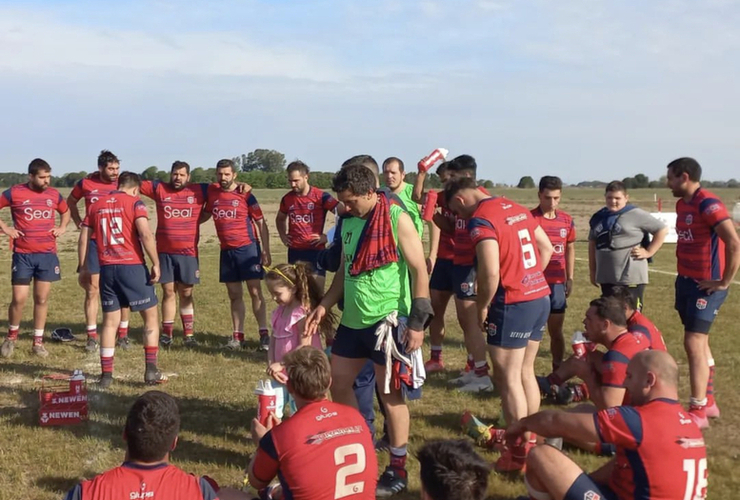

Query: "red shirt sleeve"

xmin=322 ymin=191 xmax=339 ymax=211
xmin=57 ymin=193 xmax=69 ymax=213
xmin=0 ymin=189 xmax=11 ymax=209
xmin=279 ymin=194 xmax=289 ymax=214
xmin=594 ymin=405 xmax=642 ymax=449
xmin=468 ymin=217 xmax=498 ymax=246
xmin=248 ymin=193 xmax=264 ymax=220
xmin=139 ymin=180 xmax=156 ymax=199
xmin=699 ymin=198 xmax=730 ymax=227
xmin=601 ymin=349 xmax=630 ymax=387
xmin=134 ymin=200 xmax=149 ymax=219
xmin=567 ymin=218 xmax=576 ymax=242
xmin=251 ymin=432 xmax=280 ymax=483
xmin=71 ymin=180 xmax=85 ymax=200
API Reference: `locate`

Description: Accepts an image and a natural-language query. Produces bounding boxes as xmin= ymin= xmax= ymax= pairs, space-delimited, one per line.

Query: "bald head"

xmin=625 ymin=350 xmax=679 ymax=405
xmin=633 ymin=350 xmax=678 ymax=387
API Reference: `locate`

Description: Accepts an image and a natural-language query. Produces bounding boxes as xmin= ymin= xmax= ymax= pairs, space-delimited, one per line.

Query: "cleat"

xmin=85 ymin=337 xmax=99 ymax=353
xmin=116 ymin=336 xmax=131 ymax=350
xmin=159 ymin=335 xmax=173 ymax=348
xmin=259 ymin=334 xmax=270 ymax=352
xmin=32 ymin=344 xmax=49 ymax=358
xmin=495 ymin=443 xmax=528 ymax=473
xmin=96 ymin=374 xmax=114 ymax=389
xmin=1 ymin=339 xmax=16 ymax=358
xmin=424 ymin=358 xmax=445 ymax=373
xmin=688 ymin=408 xmax=709 ymax=430
xmin=537 ymin=375 xmax=554 ymax=398
xmin=544 ymin=437 xmax=564 ymax=450
xmin=51 ymin=327 xmax=75 ymax=342
xmin=145 ymin=368 xmax=168 ymax=385
xmin=461 ymin=411 xmax=505 ymax=449
xmin=183 ymin=336 xmax=199 ymax=348
xmin=556 ymin=383 xmax=588 ymax=405
xmin=225 ymin=338 xmax=243 ymax=350
xmin=374 ymin=435 xmax=390 ymax=452
xmin=705 ymin=402 xmax=720 ymax=419
xmin=448 ymin=370 xmax=477 ymax=386
xmin=458 ymin=375 xmax=494 ymax=393
xmin=375 ymin=466 xmax=408 ymax=497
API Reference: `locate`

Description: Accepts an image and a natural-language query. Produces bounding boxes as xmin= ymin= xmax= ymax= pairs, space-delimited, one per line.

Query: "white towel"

xmin=373 ymin=312 xmax=426 ymax=394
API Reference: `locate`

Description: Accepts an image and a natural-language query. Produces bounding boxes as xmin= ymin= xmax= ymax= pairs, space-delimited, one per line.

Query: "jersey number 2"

xmin=517 ymin=228 xmax=537 ymax=269
xmin=334 ymin=443 xmax=366 ymax=499
xmin=100 ymin=216 xmax=124 ymax=247
xmin=683 ymin=458 xmax=708 ymax=500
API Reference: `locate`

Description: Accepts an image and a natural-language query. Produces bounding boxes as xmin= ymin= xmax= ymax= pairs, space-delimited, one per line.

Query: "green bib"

xmin=340 ymin=204 xmax=410 ymax=329
xmin=397 ymin=183 xmax=424 ymax=237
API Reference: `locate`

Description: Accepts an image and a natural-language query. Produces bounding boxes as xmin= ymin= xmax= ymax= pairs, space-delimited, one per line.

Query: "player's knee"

xmin=247 ymin=286 xmax=263 ymax=299
xmin=33 ymin=294 xmax=48 ymax=306
xmin=162 ymin=287 xmax=176 ymax=299
xmin=178 ymin=286 xmax=194 ymax=299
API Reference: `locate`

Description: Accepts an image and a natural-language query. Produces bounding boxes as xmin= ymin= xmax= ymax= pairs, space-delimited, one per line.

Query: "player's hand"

xmin=504 ymin=419 xmax=527 ymax=442
xmin=565 ymin=278 xmax=573 ymax=297
xmin=261 ymin=251 xmax=272 ymax=267
xmin=267 ymin=363 xmax=289 ymax=384
xmin=630 ymin=246 xmax=651 ymax=260
xmin=477 ymin=306 xmax=489 ymax=332
xmin=150 ymin=265 xmax=160 ymax=284
xmin=78 ymin=268 xmax=91 ymax=288
xmin=309 ymin=233 xmax=328 ymax=247
xmin=425 ymin=256 xmax=435 ymax=275
xmin=304 ymin=305 xmax=326 ymax=337
xmin=49 ymin=226 xmax=66 ymax=238
xmin=698 ymin=280 xmax=729 ymax=294
xmin=235 ymin=182 xmax=253 ymax=194
xmin=403 ymin=327 xmax=424 ymax=352
xmin=2 ymin=227 xmax=24 ymax=239
xmin=589 ymin=274 xmax=598 ymax=288
xmin=280 ymin=234 xmax=292 ymax=247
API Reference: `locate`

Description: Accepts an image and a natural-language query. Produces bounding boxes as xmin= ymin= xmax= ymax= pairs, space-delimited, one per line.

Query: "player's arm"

xmin=533 ymin=225 xmax=554 ymax=271
xmin=398 ymin=211 xmax=432 ymax=351
xmin=135 ymin=217 xmax=161 ymax=283
xmin=0 ymin=199 xmax=23 ymax=239
xmin=427 ymin=221 xmax=441 ymax=273
xmin=565 ymin=240 xmax=575 ymax=296
xmin=67 ymin=190 xmax=83 ymax=229
xmin=51 ymin=198 xmax=72 ymax=238
xmin=411 ymin=168 xmax=427 ymax=203
xmin=306 ymin=254 xmax=344 ymax=337
xmin=275 ymin=211 xmax=290 ymax=247
xmin=593 ymin=386 xmax=626 ymax=410
xmin=507 ymin=409 xmax=600 ymax=445
xmin=255 ymin=217 xmax=271 ymax=266
xmin=701 ymin=219 xmax=740 ymax=292
xmin=432 ymin=212 xmax=454 ymax=233
xmin=475 ymin=239 xmax=500 ymax=330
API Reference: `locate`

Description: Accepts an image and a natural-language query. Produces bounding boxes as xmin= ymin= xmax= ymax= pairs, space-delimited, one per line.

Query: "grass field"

xmin=0 ymin=187 xmax=738 ymax=500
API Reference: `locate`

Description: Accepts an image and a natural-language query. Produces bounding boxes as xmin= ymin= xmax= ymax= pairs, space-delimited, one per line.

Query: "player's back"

xmin=67 ymin=462 xmax=216 ymax=500
xmin=269 ymin=400 xmax=377 ymax=500
xmin=85 ymin=192 xmax=147 ymax=266
xmin=627 ymin=311 xmax=667 ymax=352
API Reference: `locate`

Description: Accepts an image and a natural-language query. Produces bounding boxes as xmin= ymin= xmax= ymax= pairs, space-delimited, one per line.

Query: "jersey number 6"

xmin=518 ymin=228 xmax=537 ymax=269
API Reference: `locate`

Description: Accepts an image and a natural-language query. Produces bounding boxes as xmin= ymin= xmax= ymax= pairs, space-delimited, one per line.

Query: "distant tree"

xmin=190 ymin=167 xmax=216 ymax=184
xmin=481 ymin=179 xmax=495 ymax=189
xmin=728 ymin=178 xmax=739 ymax=188
xmin=517 ymin=176 xmax=535 ymax=189
xmin=426 ymin=173 xmax=442 ymax=189
xmin=142 ymin=166 xmax=160 ymax=180
xmin=622 ymin=177 xmax=637 ymax=190
xmin=404 ymin=172 xmax=417 ymax=187
xmin=241 ymin=149 xmax=286 ymax=173
xmin=633 ymin=173 xmax=650 ymax=188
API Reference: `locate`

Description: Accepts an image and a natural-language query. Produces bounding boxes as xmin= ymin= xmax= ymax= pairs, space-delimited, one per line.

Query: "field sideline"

xmin=0 ymin=187 xmax=738 ymax=500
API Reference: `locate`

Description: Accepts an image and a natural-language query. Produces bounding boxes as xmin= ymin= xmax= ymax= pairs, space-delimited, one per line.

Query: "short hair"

xmin=283 ymin=346 xmax=331 ymax=401
xmin=332 ymin=163 xmax=376 ymax=195
xmin=98 ymin=150 xmax=120 ymax=169
xmin=609 ymin=285 xmax=636 ymax=311
xmin=342 ymin=154 xmax=379 ymax=178
xmin=539 ymin=175 xmax=562 ymax=192
xmin=118 ymin=171 xmax=142 ymax=189
xmin=382 ymin=157 xmax=405 ymax=173
xmin=667 ymin=157 xmax=702 ymax=182
xmin=605 ymin=180 xmax=626 ymax=194
xmin=125 ymin=391 xmax=180 ymax=463
xmin=417 ymin=440 xmax=490 ymax=500
xmin=171 ymin=161 xmax=190 ymax=174
xmin=589 ymin=296 xmax=627 ymax=327
xmin=28 ymin=158 xmax=51 ymax=176
xmin=216 ymin=159 xmax=236 ymax=172
xmin=443 ymin=176 xmax=478 ymax=202
xmin=286 ymin=160 xmax=310 ymax=176
xmin=447 ymin=154 xmax=477 ymax=176
xmin=436 ymin=162 xmax=449 ymax=177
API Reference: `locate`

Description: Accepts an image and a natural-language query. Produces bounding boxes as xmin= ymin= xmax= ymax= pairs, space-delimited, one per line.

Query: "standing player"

xmin=276 ymin=160 xmax=339 ymax=289
xmin=0 ymin=159 xmax=70 ymax=358
xmin=530 ymin=175 xmax=576 ymax=370
xmin=382 ymin=157 xmax=424 ymax=236
xmin=667 ymin=157 xmax=740 ymax=428
xmin=140 ymin=161 xmax=209 ymax=348
xmin=445 ymin=177 xmax=553 ymax=472
xmin=78 ymin=172 xmax=166 ymax=388
xmin=67 ymin=150 xmax=130 ymax=351
xmin=205 ymin=159 xmax=271 ymax=350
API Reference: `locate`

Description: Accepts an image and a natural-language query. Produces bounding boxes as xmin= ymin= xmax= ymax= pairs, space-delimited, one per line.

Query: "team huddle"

xmin=1 ymin=151 xmax=736 ymax=500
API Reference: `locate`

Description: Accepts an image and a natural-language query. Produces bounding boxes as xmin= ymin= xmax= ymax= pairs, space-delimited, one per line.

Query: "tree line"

xmin=518 ymin=174 xmax=740 ymax=189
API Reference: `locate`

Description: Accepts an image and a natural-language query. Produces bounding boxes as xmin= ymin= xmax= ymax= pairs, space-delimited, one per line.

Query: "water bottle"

xmin=255 ymin=379 xmax=277 ymax=426
xmin=417 ymin=148 xmax=449 ymax=173
xmin=421 ymin=190 xmax=439 ymax=221
xmin=69 ymin=370 xmax=85 ymax=394
xmin=571 ymin=331 xmax=588 ymax=358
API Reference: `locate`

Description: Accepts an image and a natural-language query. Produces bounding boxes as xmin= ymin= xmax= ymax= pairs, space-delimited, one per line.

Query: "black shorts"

xmin=11 ymin=253 xmax=61 ymax=284
xmin=288 ymin=248 xmax=326 ymax=276
xmin=430 ymin=258 xmax=454 ymax=292
xmin=100 ymin=264 xmax=158 ymax=313
xmin=159 ymin=253 xmax=200 ymax=285
xmin=675 ymin=276 xmax=728 ymax=334
xmin=219 ymin=245 xmax=264 ymax=283
xmin=549 ymin=283 xmax=567 ymax=314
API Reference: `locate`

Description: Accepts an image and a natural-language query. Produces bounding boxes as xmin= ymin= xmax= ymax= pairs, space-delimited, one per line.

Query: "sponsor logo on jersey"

xmin=584 ymin=492 xmax=601 ymax=500
xmin=470 ymin=228 xmax=481 ymax=240
xmin=703 ymin=203 xmax=721 ymax=215
xmin=315 ymin=406 xmax=339 ymax=421
xmin=46 ymin=199 xmax=53 ymax=207
xmin=22 ymin=199 xmax=31 ymax=205
xmin=506 ymin=213 xmax=527 ymax=225
xmin=685 ymin=214 xmax=693 ymax=225
xmin=696 ymin=298 xmax=707 ymax=310
xmin=560 ymin=228 xmax=568 ymax=238
xmin=308 ymin=202 xmax=315 ymax=210
xmin=677 ymin=229 xmax=694 ymax=242
xmin=232 ymin=200 xmax=239 ymax=207
xmin=164 ymin=206 xmax=193 ymax=219
xmin=23 ymin=207 xmax=54 ymax=220
xmin=306 ymin=425 xmax=364 ymax=445
xmin=290 ymin=212 xmax=314 ymax=224
xmin=553 ymin=243 xmax=564 ymax=254
xmin=187 ymin=196 xmax=195 ymax=204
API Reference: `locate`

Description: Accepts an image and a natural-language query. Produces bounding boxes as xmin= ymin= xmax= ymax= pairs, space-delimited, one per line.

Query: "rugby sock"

xmin=100 ymin=347 xmax=115 ymax=375
xmin=474 ymin=360 xmax=490 ymax=377
xmin=689 ymin=397 xmax=707 ymax=418
xmin=259 ymin=328 xmax=269 ymax=340
xmin=466 ymin=354 xmax=475 ymax=372
xmin=430 ymin=345 xmax=443 ymax=362
xmin=707 ymin=359 xmax=716 ymax=407
xmin=524 ymin=476 xmax=553 ymax=500
xmin=162 ymin=321 xmax=174 ymax=339
xmin=180 ymin=308 xmax=194 ymax=337
xmin=87 ymin=325 xmax=98 ymax=341
xmin=389 ymin=446 xmax=408 ymax=474
xmin=117 ymin=321 xmax=129 ymax=339
xmin=233 ymin=331 xmax=245 ymax=342
xmin=7 ymin=325 xmax=20 ymax=341
xmin=144 ymin=346 xmax=159 ymax=367
xmin=33 ymin=329 xmax=44 ymax=346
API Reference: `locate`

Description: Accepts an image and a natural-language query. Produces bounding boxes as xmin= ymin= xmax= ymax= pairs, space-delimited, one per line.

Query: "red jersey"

xmin=65 ymin=462 xmax=218 ymax=500
xmin=0 ymin=184 xmax=68 ymax=254
xmin=594 ymin=399 xmax=707 ymax=500
xmin=627 ymin=311 xmax=667 ymax=352
xmin=452 ymin=187 xmax=490 ymax=266
xmin=434 ymin=191 xmax=455 ymax=260
xmin=252 ymin=400 xmax=377 ymax=500
xmin=71 ymin=172 xmax=118 ymax=209
xmin=601 ymin=331 xmax=652 ymax=388
xmin=530 ymin=207 xmax=575 ymax=284
xmin=279 ymin=186 xmax=338 ymax=250
xmin=205 ymin=186 xmax=264 ymax=250
xmin=675 ymin=188 xmax=730 ymax=281
xmin=140 ymin=181 xmax=208 ymax=256
xmin=468 ymin=197 xmax=550 ymax=303
xmin=82 ymin=192 xmax=149 ymax=266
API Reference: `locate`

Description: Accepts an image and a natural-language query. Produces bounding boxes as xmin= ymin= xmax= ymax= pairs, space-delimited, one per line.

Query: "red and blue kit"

xmin=252 ymin=400 xmax=377 ymax=500
xmin=83 ymin=193 xmax=149 ymax=266
xmin=71 ymin=173 xmax=118 ymax=211
xmin=434 ymin=192 xmax=456 ymax=261
xmin=600 ymin=332 xmax=652 ymax=388
xmin=0 ymin=184 xmax=68 ymax=254
xmin=206 ymin=186 xmax=264 ymax=250
xmin=627 ymin=311 xmax=667 ymax=352
xmin=279 ymin=187 xmax=338 ymax=250
xmin=140 ymin=181 xmax=209 ymax=256
xmin=530 ymin=207 xmax=575 ymax=284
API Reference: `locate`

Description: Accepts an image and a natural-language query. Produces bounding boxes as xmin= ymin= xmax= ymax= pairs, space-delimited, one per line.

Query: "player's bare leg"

xmin=2 ymin=284 xmax=29 ymax=358
xmin=330 ymin=355 xmax=367 ymax=410
xmin=374 ymin=362 xmax=411 ymax=494
xmin=453 ymin=298 xmax=492 ymax=392
xmin=160 ymin=282 xmax=177 ymax=345
xmin=425 ymin=289 xmax=452 ymax=372
xmin=97 ymin=308 xmax=121 ymax=389
xmin=116 ymin=306 xmax=132 ymax=349
xmin=30 ymin=280 xmax=52 ymax=357
xmin=547 ymin=312 xmax=566 ymax=371
xmin=84 ymin=273 xmax=101 ymax=351
xmin=705 ymin=342 xmax=718 ymax=417
xmin=140 ymin=305 xmax=166 ymax=385
xmin=225 ymin=282 xmax=246 ymax=349
xmin=177 ymin=283 xmax=197 ymax=347
xmin=246 ymin=278 xmax=269 ymax=350
xmin=524 ymin=444 xmax=587 ymax=500
xmin=685 ymin=331 xmax=710 ymax=427
xmin=523 ymin=340 xmax=542 ymax=418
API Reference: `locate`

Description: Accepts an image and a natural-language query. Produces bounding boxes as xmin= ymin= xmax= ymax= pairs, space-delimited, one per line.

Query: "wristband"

xmin=408 ymin=297 xmax=434 ymax=331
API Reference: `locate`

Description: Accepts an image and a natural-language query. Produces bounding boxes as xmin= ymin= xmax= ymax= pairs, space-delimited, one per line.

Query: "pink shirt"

xmin=270 ymin=304 xmax=322 ymax=363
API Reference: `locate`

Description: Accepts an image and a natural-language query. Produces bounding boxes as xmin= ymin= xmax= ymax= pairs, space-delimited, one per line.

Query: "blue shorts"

xmin=486 ymin=294 xmax=550 ymax=348
xmin=86 ymin=238 xmax=101 ymax=274
xmin=159 ymin=253 xmax=200 ymax=285
xmin=288 ymin=247 xmax=326 ymax=276
xmin=333 ymin=320 xmax=404 ymax=366
xmin=430 ymin=258 xmax=454 ymax=292
xmin=219 ymin=245 xmax=264 ymax=283
xmin=564 ymin=473 xmax=617 ymax=500
xmin=100 ymin=264 xmax=158 ymax=313
xmin=452 ymin=264 xmax=476 ymax=300
xmin=549 ymin=283 xmax=567 ymax=313
xmin=675 ymin=275 xmax=728 ymax=334
xmin=11 ymin=253 xmax=61 ymax=284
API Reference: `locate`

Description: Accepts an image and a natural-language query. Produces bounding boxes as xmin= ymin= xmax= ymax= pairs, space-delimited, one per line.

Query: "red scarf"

xmin=349 ymin=193 xmax=399 ymax=276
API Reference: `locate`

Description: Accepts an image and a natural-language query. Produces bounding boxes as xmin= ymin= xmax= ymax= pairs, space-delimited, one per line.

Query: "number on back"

xmin=683 ymin=458 xmax=708 ymax=500
xmin=100 ymin=216 xmax=124 ymax=247
xmin=518 ymin=228 xmax=537 ymax=269
xmin=334 ymin=443 xmax=366 ymax=499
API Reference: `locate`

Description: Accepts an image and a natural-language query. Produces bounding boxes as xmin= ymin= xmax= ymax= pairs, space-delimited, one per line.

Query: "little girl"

xmin=264 ymin=263 xmax=336 ymax=417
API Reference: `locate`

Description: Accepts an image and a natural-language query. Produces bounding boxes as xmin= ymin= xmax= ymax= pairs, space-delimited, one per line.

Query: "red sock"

xmin=87 ymin=326 xmax=98 ymax=341
xmin=430 ymin=346 xmax=442 ymax=362
xmin=180 ymin=312 xmax=194 ymax=337
xmin=7 ymin=326 xmax=19 ymax=341
xmin=101 ymin=351 xmax=114 ymax=375
xmin=233 ymin=331 xmax=245 ymax=342
xmin=117 ymin=323 xmax=129 ymax=339
xmin=162 ymin=321 xmax=174 ymax=338
xmin=707 ymin=366 xmax=715 ymax=406
xmin=466 ymin=355 xmax=475 ymax=372
xmin=474 ymin=362 xmax=490 ymax=377
xmin=390 ymin=452 xmax=407 ymax=473
xmin=144 ymin=346 xmax=158 ymax=365
xmin=259 ymin=328 xmax=269 ymax=339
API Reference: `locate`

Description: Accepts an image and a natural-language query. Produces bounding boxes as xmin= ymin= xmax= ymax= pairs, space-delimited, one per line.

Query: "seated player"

xmin=611 ymin=285 xmax=667 ymax=351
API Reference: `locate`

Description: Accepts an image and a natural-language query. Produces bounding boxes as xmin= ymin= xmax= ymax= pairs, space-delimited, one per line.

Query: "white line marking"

xmin=574 ymin=257 xmax=740 ymax=285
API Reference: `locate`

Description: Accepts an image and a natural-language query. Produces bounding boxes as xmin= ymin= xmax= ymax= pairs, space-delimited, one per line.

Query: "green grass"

xmin=0 ymin=188 xmax=738 ymax=499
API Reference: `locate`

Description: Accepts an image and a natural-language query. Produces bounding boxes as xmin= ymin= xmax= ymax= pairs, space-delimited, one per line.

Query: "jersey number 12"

xmin=100 ymin=216 xmax=124 ymax=247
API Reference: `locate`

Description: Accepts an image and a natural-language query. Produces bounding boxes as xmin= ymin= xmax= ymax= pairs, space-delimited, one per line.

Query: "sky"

xmin=1 ymin=0 xmax=739 ymax=184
